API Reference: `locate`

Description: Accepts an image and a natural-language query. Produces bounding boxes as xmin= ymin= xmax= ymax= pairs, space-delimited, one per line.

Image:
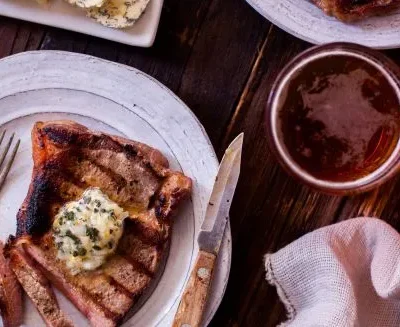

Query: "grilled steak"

xmin=312 ymin=0 xmax=400 ymax=21
xmin=7 ymin=241 xmax=74 ymax=327
xmin=0 ymin=241 xmax=22 ymax=327
xmin=10 ymin=120 xmax=192 ymax=326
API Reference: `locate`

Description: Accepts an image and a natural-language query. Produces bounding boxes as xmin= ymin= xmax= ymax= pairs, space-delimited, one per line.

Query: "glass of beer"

xmin=266 ymin=43 xmax=400 ymax=194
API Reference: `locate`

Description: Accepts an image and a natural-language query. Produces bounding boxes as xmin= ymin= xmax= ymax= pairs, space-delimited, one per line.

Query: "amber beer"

xmin=278 ymin=54 xmax=400 ymax=182
xmin=267 ymin=43 xmax=400 ymax=194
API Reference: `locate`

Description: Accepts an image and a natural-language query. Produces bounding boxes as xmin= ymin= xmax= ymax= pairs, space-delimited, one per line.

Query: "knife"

xmin=172 ymin=133 xmax=243 ymax=327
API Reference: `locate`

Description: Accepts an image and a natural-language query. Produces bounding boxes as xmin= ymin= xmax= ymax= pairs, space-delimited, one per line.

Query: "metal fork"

xmin=0 ymin=131 xmax=20 ymax=190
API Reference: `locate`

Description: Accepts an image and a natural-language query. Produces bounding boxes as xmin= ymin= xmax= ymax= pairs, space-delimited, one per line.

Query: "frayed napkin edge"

xmin=264 ymin=254 xmax=295 ymax=327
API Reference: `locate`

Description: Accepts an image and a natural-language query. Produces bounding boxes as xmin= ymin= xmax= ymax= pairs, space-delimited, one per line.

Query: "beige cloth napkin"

xmin=265 ymin=218 xmax=400 ymax=327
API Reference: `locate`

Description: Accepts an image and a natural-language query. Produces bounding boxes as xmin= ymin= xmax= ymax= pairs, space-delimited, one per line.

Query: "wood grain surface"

xmin=2 ymin=1 xmax=400 ymax=326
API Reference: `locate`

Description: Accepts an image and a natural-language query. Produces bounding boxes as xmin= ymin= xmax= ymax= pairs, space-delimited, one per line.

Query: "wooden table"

xmin=2 ymin=1 xmax=400 ymax=326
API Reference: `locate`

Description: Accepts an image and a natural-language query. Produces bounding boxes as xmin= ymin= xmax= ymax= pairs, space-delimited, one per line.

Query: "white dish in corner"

xmin=0 ymin=0 xmax=163 ymax=47
xmin=246 ymin=0 xmax=400 ymax=49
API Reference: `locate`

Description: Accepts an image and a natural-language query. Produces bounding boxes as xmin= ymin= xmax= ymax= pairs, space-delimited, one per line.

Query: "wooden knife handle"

xmin=172 ymin=250 xmax=216 ymax=327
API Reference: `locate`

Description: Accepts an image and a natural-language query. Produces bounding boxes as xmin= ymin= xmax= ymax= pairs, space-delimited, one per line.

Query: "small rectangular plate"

xmin=0 ymin=0 xmax=163 ymax=47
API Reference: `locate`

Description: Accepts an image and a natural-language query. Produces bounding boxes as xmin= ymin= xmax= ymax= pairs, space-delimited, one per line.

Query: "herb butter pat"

xmin=53 ymin=188 xmax=129 ymax=275
xmin=87 ymin=0 xmax=150 ymax=29
xmin=67 ymin=0 xmax=106 ymax=9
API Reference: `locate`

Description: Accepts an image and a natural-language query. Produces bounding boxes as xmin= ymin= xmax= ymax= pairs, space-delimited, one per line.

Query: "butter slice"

xmin=87 ymin=0 xmax=150 ymax=29
xmin=67 ymin=0 xmax=106 ymax=9
xmin=53 ymin=188 xmax=128 ymax=275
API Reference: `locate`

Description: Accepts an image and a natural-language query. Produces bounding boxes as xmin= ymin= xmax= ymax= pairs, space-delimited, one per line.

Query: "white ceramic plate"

xmin=0 ymin=51 xmax=231 ymax=327
xmin=0 ymin=0 xmax=163 ymax=47
xmin=246 ymin=0 xmax=400 ymax=49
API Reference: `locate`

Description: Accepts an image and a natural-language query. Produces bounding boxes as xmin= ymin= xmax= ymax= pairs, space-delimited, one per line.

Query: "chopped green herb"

xmin=65 ymin=230 xmax=81 ymax=244
xmin=94 ymin=200 xmax=101 ymax=207
xmin=107 ymin=241 xmax=113 ymax=249
xmin=65 ymin=211 xmax=75 ymax=221
xmin=86 ymin=226 xmax=99 ymax=242
xmin=83 ymin=196 xmax=91 ymax=204
xmin=109 ymin=229 xmax=114 ymax=234
xmin=109 ymin=211 xmax=116 ymax=221
xmin=77 ymin=248 xmax=87 ymax=256
xmin=58 ymin=217 xmax=64 ymax=225
xmin=94 ymin=208 xmax=99 ymax=213
xmin=76 ymin=207 xmax=82 ymax=212
xmin=93 ymin=245 xmax=101 ymax=251
xmin=73 ymin=251 xmax=79 ymax=257
xmin=56 ymin=242 xmax=63 ymax=249
xmin=101 ymin=209 xmax=106 ymax=213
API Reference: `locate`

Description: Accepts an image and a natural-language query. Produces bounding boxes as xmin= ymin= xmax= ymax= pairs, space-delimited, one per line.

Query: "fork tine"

xmin=0 ymin=139 xmax=20 ymax=191
xmin=0 ymin=131 xmax=6 ymax=146
xmin=0 ymin=133 xmax=14 ymax=169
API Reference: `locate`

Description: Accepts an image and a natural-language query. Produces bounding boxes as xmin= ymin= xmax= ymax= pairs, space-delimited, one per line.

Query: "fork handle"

xmin=172 ymin=250 xmax=216 ymax=327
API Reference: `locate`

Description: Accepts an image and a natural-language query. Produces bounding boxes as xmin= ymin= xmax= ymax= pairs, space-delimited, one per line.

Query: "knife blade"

xmin=173 ymin=133 xmax=243 ymax=327
xmin=198 ymin=133 xmax=243 ymax=254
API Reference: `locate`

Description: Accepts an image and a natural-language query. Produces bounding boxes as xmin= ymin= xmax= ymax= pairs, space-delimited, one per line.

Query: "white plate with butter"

xmin=0 ymin=0 xmax=163 ymax=47
xmin=0 ymin=51 xmax=231 ymax=326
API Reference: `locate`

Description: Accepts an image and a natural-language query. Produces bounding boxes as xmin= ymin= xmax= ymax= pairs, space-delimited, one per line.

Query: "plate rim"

xmin=246 ymin=0 xmax=400 ymax=50
xmin=0 ymin=50 xmax=232 ymax=326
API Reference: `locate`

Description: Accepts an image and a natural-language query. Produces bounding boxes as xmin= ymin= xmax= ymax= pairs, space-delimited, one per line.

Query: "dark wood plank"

xmin=209 ymin=27 xmax=345 ymax=327
xmin=10 ymin=22 xmax=44 ymax=54
xmin=0 ymin=18 xmax=46 ymax=58
xmin=21 ymin=22 xmax=46 ymax=52
xmin=40 ymin=28 xmax=88 ymax=53
xmin=177 ymin=0 xmax=270 ymax=146
xmin=114 ymin=0 xmax=214 ymax=91
xmin=0 ymin=17 xmax=19 ymax=58
xmin=85 ymin=38 xmax=119 ymax=61
xmin=9 ymin=22 xmax=29 ymax=54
